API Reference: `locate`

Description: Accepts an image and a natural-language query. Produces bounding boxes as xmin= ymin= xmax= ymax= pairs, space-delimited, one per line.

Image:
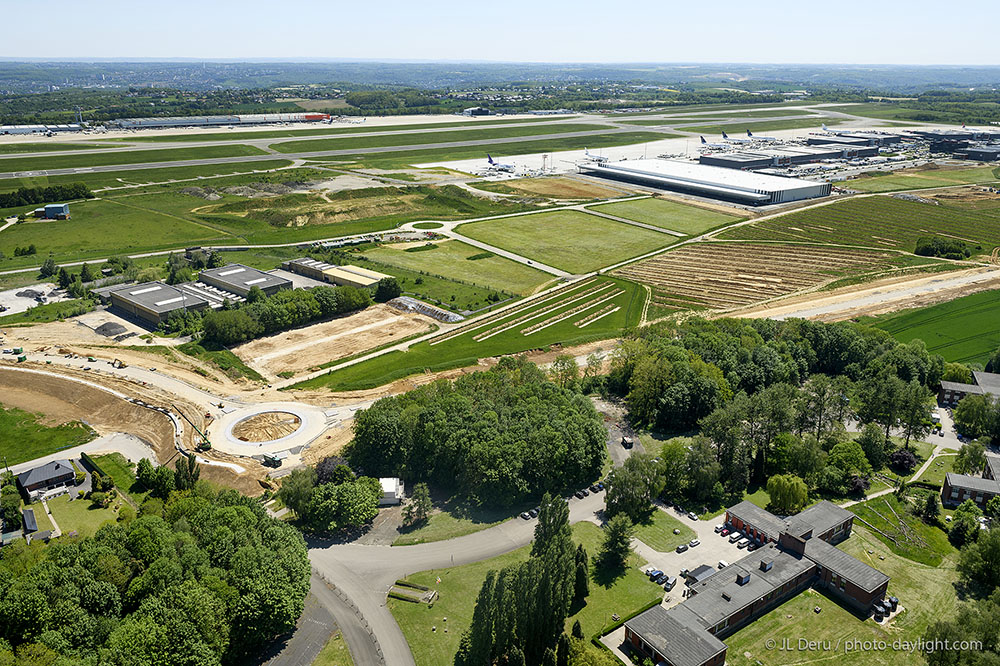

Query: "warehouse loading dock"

xmin=580 ymin=159 xmax=831 ymax=205
xmin=281 ymin=258 xmax=392 ymax=288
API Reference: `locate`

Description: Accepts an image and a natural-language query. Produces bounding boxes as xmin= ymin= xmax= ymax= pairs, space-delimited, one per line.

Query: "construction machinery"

xmin=112 ymin=359 xmax=127 ymax=369
xmin=172 ymin=403 xmax=212 ymax=451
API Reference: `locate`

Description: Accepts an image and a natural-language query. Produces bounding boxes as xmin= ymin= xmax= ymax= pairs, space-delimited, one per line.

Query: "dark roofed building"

xmin=943 ymin=472 xmax=1000 ymax=508
xmin=17 ymin=459 xmax=75 ymax=494
xmin=22 ymin=508 xmax=38 ymax=533
xmin=110 ymin=282 xmax=209 ymax=327
xmin=198 ymin=263 xmax=292 ymax=298
xmin=625 ymin=501 xmax=889 ymax=666
xmin=686 ymin=564 xmax=718 ymax=586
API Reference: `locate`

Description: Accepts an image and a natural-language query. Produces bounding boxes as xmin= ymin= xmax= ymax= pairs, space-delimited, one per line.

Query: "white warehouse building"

xmin=580 ymin=159 xmax=831 ymax=205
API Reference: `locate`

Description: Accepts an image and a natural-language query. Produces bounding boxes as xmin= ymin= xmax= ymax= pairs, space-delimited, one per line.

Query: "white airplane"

xmin=747 ymin=130 xmax=778 ymax=143
xmin=722 ymin=130 xmax=752 ymax=144
xmin=821 ymin=123 xmax=857 ymax=136
xmin=700 ymin=136 xmax=727 ymax=149
xmin=583 ymin=148 xmax=609 ymax=163
xmin=486 ymin=154 xmax=515 ymax=172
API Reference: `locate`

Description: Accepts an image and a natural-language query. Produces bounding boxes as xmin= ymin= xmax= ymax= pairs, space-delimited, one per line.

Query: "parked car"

xmin=580 ymin=488 xmax=590 ymax=497
xmin=729 ymin=532 xmax=743 ymax=543
xmin=663 ymin=576 xmax=677 ymax=591
xmin=529 ymin=508 xmax=539 ymax=518
xmin=714 ymin=524 xmax=724 ymax=533
xmin=720 ymin=528 xmax=730 ymax=537
xmin=689 ymin=539 xmax=701 ymax=548
xmin=621 ymin=436 xmax=633 ymax=449
xmin=737 ymin=538 xmax=750 ymax=549
xmin=589 ymin=484 xmax=601 ymax=493
xmin=653 ymin=573 xmax=668 ymax=585
xmin=679 ymin=568 xmax=690 ymax=579
xmin=718 ymin=560 xmax=729 ymax=570
xmin=747 ymin=543 xmax=757 ymax=552
xmin=574 ymin=490 xmax=585 ymax=499
xmin=597 ymin=482 xmax=604 ymax=491
xmin=676 ymin=544 xmax=689 ymax=553
xmin=520 ymin=512 xmax=531 ymax=520
xmin=687 ymin=511 xmax=698 ymax=521
xmin=647 ymin=569 xmax=662 ymax=579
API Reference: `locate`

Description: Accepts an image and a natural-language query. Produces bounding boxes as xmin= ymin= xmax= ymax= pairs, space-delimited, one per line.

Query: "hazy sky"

xmin=4 ymin=0 xmax=997 ymax=65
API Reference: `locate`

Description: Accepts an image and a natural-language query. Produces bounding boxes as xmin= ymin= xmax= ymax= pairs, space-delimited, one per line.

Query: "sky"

xmin=4 ymin=0 xmax=998 ymax=65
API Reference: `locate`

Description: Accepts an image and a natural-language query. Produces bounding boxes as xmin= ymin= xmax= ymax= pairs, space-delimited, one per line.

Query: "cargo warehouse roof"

xmin=199 ymin=263 xmax=292 ymax=297
xmin=112 ymin=282 xmax=209 ymax=314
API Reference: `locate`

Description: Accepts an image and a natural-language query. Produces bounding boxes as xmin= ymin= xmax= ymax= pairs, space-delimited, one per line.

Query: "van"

xmin=737 ymin=538 xmax=750 ymax=549
xmin=718 ymin=560 xmax=729 ymax=570
xmin=664 ymin=576 xmax=677 ymax=592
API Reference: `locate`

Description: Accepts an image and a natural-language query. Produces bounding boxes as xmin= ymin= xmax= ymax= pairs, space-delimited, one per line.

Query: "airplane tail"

xmin=700 ymin=136 xmax=707 ymax=144
xmin=722 ymin=131 xmax=730 ymax=139
xmin=487 ymin=154 xmax=495 ymax=165
xmin=747 ymin=130 xmax=754 ymax=137
xmin=822 ymin=123 xmax=829 ymax=131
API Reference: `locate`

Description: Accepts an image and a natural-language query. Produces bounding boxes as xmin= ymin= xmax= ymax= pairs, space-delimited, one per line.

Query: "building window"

xmin=951 ymin=489 xmax=959 ymax=499
xmin=717 ymin=619 xmax=728 ymax=632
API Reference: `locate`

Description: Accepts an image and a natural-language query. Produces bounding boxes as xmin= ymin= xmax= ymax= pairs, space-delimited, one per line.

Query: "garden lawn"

xmin=0 ymin=404 xmax=95 ymax=466
xmin=724 ymin=525 xmax=958 ymax=666
xmin=0 ymin=144 xmax=267 ymax=172
xmin=362 ymin=239 xmax=551 ymax=295
xmin=633 ymin=509 xmax=697 ymax=552
xmin=389 ymin=522 xmax=662 ymax=666
xmin=846 ymin=494 xmax=954 ymax=566
xmin=867 ymin=289 xmax=1000 ymax=365
xmin=849 ymin=165 xmax=1000 ymax=193
xmin=458 ymin=210 xmax=672 ymax=274
xmin=590 ymin=197 xmax=742 ymax=235
xmin=292 ymin=276 xmax=643 ymax=391
xmin=46 ymin=493 xmax=121 ymax=538
xmin=90 ymin=453 xmax=150 ymax=503
xmin=913 ymin=454 xmax=957 ymax=488
xmin=393 ymin=503 xmax=522 ymax=546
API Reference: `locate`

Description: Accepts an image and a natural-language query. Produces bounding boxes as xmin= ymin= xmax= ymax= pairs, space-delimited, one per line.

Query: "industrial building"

xmin=32 ymin=203 xmax=70 ymax=220
xmin=807 ymin=134 xmax=875 ymax=148
xmin=699 ymin=145 xmax=878 ymax=170
xmin=0 ymin=124 xmax=84 ymax=135
xmin=958 ymin=145 xmax=1000 ymax=161
xmin=281 ymin=258 xmax=393 ymax=288
xmin=625 ymin=501 xmax=889 ymax=666
xmin=581 ymin=159 xmax=831 ymax=205
xmin=909 ymin=128 xmax=1000 ymax=142
xmin=109 ymin=113 xmax=331 ymax=129
xmin=109 ymin=282 xmax=210 ymax=327
xmin=198 ymin=263 xmax=292 ymax=298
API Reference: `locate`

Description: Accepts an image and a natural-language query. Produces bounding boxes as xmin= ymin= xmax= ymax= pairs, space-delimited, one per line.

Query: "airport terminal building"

xmin=581 ymin=159 xmax=831 ymax=205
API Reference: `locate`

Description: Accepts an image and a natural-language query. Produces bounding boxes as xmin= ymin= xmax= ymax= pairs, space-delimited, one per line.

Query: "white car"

xmin=714 ymin=524 xmax=724 ymax=533
xmin=737 ymin=538 xmax=751 ymax=549
xmin=718 ymin=560 xmax=729 ymax=570
xmin=729 ymin=532 xmax=743 ymax=543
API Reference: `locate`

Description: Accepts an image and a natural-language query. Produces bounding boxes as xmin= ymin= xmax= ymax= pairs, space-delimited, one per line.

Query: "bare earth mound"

xmin=232 ymin=411 xmax=302 ymax=442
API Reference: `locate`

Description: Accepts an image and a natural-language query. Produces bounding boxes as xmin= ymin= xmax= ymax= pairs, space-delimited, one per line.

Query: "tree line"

xmin=0 ymin=183 xmax=92 ymax=211
xmin=347 ymin=357 xmax=607 ymax=506
xmin=277 ymin=457 xmax=384 ymax=533
xmin=0 ymin=477 xmax=310 ymax=665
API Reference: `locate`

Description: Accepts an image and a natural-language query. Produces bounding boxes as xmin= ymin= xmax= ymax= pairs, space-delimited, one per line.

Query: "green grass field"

xmin=362 ymin=239 xmax=551 ymax=295
xmin=117 ymin=117 xmax=564 ymax=144
xmin=913 ymin=454 xmax=957 ymax=488
xmin=846 ymin=494 xmax=953 ymax=566
xmin=0 ymin=404 xmax=95 ymax=466
xmin=458 ymin=210 xmax=673 ymax=273
xmin=619 ymin=110 xmax=816 ymax=126
xmin=292 ymin=275 xmax=643 ymax=392
xmin=849 ymin=165 xmax=1000 ymax=193
xmin=867 ymin=289 xmax=1000 ymax=364
xmin=0 ymin=142 xmax=123 ymax=155
xmin=632 ymin=509 xmax=697 ymax=552
xmin=0 ymin=159 xmax=295 ymax=192
xmin=177 ymin=341 xmax=266 ymax=383
xmin=393 ymin=501 xmax=528 ymax=546
xmin=0 ymin=144 xmax=268 ymax=172
xmin=90 ymin=452 xmax=150 ymax=504
xmin=589 ymin=197 xmax=742 ymax=235
xmin=682 ymin=117 xmax=841 ymax=134
xmin=270 ymin=123 xmax=610 ymax=154
xmin=312 ymin=631 xmax=355 ymax=666
xmin=389 ymin=522 xmax=662 ymax=666
xmin=46 ymin=493 xmax=121 ymax=538
xmin=717 ymin=195 xmax=1000 ymax=254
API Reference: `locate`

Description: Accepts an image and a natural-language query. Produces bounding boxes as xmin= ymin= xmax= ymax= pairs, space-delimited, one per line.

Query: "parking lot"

xmin=632 ymin=505 xmax=752 ymax=607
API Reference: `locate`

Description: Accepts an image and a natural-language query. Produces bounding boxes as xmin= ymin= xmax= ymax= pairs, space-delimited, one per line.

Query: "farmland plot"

xmin=614 ymin=243 xmax=900 ymax=310
xmin=717 ymin=196 xmax=1000 ymax=254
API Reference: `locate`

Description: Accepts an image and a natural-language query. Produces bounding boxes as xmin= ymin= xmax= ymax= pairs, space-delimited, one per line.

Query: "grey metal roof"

xmin=973 ymin=372 xmax=1000 ymax=397
xmin=795 ymin=501 xmax=853 ymax=537
xmin=687 ymin=564 xmax=717 ymax=584
xmin=986 ymin=455 xmax=1000 ymax=482
xmin=726 ymin=501 xmax=786 ymax=540
xmin=17 ymin=459 xmax=74 ymax=489
xmin=945 ymin=473 xmax=1000 ymax=494
xmin=198 ymin=263 xmax=292 ymax=296
xmin=803 ymin=539 xmax=890 ymax=593
xmin=22 ymin=508 xmax=37 ymax=533
xmin=940 ymin=380 xmax=982 ymax=394
xmin=626 ymin=604 xmax=727 ymax=666
xmin=683 ymin=544 xmax=816 ymax=628
xmin=111 ymin=282 xmax=209 ymax=314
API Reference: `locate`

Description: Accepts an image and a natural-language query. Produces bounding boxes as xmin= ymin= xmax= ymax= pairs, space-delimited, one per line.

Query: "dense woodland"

xmin=0 ymin=480 xmax=311 ymax=666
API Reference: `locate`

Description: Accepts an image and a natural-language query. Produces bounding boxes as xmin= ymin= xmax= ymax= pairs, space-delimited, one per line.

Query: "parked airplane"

xmin=700 ymin=136 xmax=727 ymax=149
xmin=486 ymin=154 xmax=515 ymax=172
xmin=821 ymin=123 xmax=857 ymax=136
xmin=722 ymin=131 xmax=752 ymax=144
xmin=747 ymin=130 xmax=778 ymax=143
xmin=583 ymin=148 xmax=609 ymax=163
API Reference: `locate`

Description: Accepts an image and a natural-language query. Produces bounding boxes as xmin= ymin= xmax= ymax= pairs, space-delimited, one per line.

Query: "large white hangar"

xmin=581 ymin=159 xmax=831 ymax=205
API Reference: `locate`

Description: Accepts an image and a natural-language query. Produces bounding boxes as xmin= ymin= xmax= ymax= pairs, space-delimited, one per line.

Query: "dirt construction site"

xmin=232 ymin=304 xmax=437 ymax=379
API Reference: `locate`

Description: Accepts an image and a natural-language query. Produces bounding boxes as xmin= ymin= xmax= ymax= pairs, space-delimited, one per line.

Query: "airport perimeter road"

xmin=308 ymin=491 xmax=608 ymax=666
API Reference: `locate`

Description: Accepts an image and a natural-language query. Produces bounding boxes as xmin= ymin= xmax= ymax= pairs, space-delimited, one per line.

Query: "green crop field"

xmin=389 ymin=522 xmax=661 ymax=666
xmin=292 ymin=275 xmax=643 ymax=392
xmin=115 ymin=117 xmax=564 ymax=144
xmin=0 ymin=159 xmax=295 ymax=192
xmin=849 ymin=165 xmax=1000 ymax=193
xmin=717 ymin=195 xmax=1000 ymax=254
xmin=0 ymin=144 xmax=267 ymax=172
xmin=270 ymin=123 xmax=609 ymax=154
xmin=0 ymin=142 xmax=123 ymax=155
xmin=589 ymin=197 xmax=743 ymax=235
xmin=867 ymin=289 xmax=1000 ymax=364
xmin=0 ymin=403 xmax=95 ymax=466
xmin=682 ymin=117 xmax=841 ymax=134
xmin=458 ymin=210 xmax=673 ymax=274
xmin=362 ymin=239 xmax=551 ymax=295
